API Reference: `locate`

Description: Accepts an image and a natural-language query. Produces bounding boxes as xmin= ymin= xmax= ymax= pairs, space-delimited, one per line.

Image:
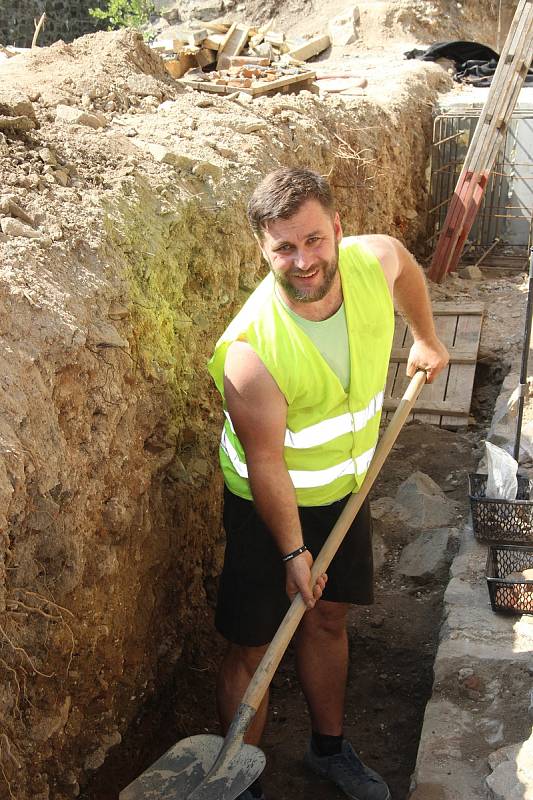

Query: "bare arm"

xmin=223 ymin=340 xmax=326 ymax=608
xmin=357 ymin=234 xmax=449 ymax=383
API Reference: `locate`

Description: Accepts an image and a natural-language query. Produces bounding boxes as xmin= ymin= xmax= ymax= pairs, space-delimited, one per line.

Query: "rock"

xmin=0 ymin=196 xmax=35 ymax=226
xmin=87 ymin=321 xmax=129 ymax=349
xmin=108 ymin=302 xmax=129 ymax=320
xmin=192 ymin=161 xmax=222 ymax=180
xmin=38 ymin=147 xmax=58 ymax=166
xmin=133 ymin=139 xmax=195 ymax=169
xmin=234 ymin=91 xmax=254 ymax=105
xmin=32 ymin=696 xmax=71 ymax=741
xmin=329 ymin=6 xmax=360 ymax=46
xmin=55 ymin=105 xmax=107 ymax=129
xmin=53 ymin=169 xmax=70 ymax=187
xmin=371 ymin=496 xmax=399 ymax=520
xmin=0 ymin=114 xmax=36 ymax=132
xmin=84 ymin=729 xmax=122 ymax=771
xmin=458 ymin=264 xmax=484 ymax=281
xmin=0 ymin=217 xmax=42 ymax=239
xmin=0 ymin=132 xmax=8 ymax=155
xmin=486 ymin=737 xmax=533 ymax=799
xmin=0 ymin=91 xmax=36 ymax=120
xmin=235 ymin=121 xmax=268 ymax=134
xmin=181 ymin=0 xmax=223 ymax=20
xmin=395 ymin=471 xmax=458 ymax=528
xmin=214 ymin=143 xmax=235 ymax=159
xmin=84 ymin=748 xmax=106 ymax=771
xmin=252 ymin=42 xmax=274 ymax=60
xmin=397 ymin=527 xmax=458 ymax=583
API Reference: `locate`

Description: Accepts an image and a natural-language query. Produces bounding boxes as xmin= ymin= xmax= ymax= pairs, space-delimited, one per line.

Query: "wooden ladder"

xmin=428 ymin=0 xmax=533 ymax=283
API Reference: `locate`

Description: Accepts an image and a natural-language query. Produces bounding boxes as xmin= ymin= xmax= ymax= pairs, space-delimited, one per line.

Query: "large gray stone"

xmin=397 ymin=527 xmax=459 ymax=583
xmin=486 ymin=737 xmax=533 ymax=800
xmin=395 ymin=471 xmax=458 ymax=529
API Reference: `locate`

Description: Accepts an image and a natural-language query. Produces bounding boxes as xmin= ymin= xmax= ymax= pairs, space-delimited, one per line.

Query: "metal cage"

xmin=427 ymin=109 xmax=533 ymax=268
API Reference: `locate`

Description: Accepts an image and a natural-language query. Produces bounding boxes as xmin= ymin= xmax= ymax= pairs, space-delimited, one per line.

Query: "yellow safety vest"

xmin=208 ymin=238 xmax=394 ymax=506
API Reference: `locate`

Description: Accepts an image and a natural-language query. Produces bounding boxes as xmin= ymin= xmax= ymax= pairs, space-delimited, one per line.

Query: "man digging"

xmin=208 ymin=167 xmax=449 ymax=800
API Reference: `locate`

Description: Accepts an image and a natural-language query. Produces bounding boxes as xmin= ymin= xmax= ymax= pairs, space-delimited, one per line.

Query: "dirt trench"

xmin=78 ymin=350 xmax=514 ymax=800
xmin=0 ymin=21 xmax=525 ymax=800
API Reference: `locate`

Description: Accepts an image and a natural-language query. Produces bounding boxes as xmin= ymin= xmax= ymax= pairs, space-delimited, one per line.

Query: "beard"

xmin=272 ymin=241 xmax=339 ymax=303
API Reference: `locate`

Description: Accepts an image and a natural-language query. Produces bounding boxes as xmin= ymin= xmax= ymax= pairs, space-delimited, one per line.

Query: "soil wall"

xmin=0 ymin=31 xmax=451 ymax=799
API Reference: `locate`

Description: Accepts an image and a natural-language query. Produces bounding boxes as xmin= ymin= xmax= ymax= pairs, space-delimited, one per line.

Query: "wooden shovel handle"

xmin=240 ymin=370 xmax=427 ymax=713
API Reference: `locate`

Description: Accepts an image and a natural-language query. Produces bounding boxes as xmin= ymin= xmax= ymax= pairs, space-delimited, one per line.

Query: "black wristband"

xmin=281 ymin=544 xmax=308 ymax=562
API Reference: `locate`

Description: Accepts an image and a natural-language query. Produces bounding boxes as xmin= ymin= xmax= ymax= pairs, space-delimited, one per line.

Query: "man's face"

xmin=259 ymin=199 xmax=343 ymax=304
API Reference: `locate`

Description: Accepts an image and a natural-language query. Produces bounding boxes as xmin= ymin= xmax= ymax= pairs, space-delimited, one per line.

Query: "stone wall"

xmin=0 ymin=0 xmax=106 ymax=47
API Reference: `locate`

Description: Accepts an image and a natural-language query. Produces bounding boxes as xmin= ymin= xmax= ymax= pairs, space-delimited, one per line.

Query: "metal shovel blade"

xmin=119 ymin=734 xmax=265 ymax=800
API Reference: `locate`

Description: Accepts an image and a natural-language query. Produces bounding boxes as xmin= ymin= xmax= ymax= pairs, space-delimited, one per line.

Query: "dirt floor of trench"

xmin=80 ymin=334 xmax=510 ymax=800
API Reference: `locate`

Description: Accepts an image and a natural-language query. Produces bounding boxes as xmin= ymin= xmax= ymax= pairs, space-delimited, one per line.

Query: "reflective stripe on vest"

xmin=221 ymin=426 xmax=376 ymax=488
xmin=224 ymin=390 xmax=383 ymax=451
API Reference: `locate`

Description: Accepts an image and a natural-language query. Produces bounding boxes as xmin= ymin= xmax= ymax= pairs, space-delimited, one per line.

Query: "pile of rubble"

xmin=150 ymin=18 xmax=332 ymax=95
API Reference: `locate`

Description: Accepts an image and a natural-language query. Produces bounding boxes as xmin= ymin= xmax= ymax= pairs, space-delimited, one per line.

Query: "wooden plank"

xmin=196 ymin=48 xmax=217 ymax=68
xmin=412 ymin=313 xmax=457 ymax=424
xmin=441 ymin=311 xmax=484 ymax=426
xmin=227 ymin=55 xmax=270 ymax=67
xmin=384 ymin=305 xmax=483 ymax=427
xmin=203 ymin=34 xmax=225 ymax=51
xmin=264 ymin=31 xmax=285 ymax=45
xmin=217 ymin=22 xmax=250 ymax=69
xmin=288 ymin=34 xmax=330 ymax=62
xmin=384 ymin=317 xmax=412 ymax=423
xmin=240 ymin=70 xmax=316 ymax=97
xmin=203 ymin=21 xmax=231 ymax=33
xmin=383 ymin=400 xmax=470 ymax=415
xmin=431 ymin=302 xmax=484 ymax=315
xmin=164 ymin=53 xmax=197 ymax=79
xmin=183 ymin=28 xmax=207 ymax=46
xmin=178 ymin=78 xmax=229 ymax=93
xmin=391 ymin=348 xmax=476 ymax=364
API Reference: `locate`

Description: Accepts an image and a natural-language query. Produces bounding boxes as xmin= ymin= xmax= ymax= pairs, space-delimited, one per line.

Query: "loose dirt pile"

xmin=0 ymin=3 xmax=527 ymax=799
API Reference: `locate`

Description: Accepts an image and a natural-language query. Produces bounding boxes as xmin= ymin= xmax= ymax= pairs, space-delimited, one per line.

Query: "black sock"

xmin=248 ymin=778 xmax=263 ymax=798
xmin=311 ymin=730 xmax=343 ymax=757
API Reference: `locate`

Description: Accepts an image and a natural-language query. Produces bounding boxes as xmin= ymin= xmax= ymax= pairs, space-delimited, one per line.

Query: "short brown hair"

xmin=247 ymin=168 xmax=335 ymax=238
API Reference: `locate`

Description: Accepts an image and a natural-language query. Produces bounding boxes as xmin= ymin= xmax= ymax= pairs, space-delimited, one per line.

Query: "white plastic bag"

xmin=485 ymin=441 xmax=518 ymax=500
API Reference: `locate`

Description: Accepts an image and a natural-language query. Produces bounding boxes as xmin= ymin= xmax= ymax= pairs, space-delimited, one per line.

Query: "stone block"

xmin=397 ymin=527 xmax=458 ymax=583
xmin=395 ymin=471 xmax=458 ymax=529
xmin=486 ymin=736 xmax=533 ymax=800
xmin=329 ymin=6 xmax=360 ymax=46
xmin=458 ymin=264 xmax=484 ymax=281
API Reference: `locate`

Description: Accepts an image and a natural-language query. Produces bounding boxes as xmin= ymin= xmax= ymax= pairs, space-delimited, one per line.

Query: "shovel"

xmin=120 ymin=370 xmax=427 ymax=800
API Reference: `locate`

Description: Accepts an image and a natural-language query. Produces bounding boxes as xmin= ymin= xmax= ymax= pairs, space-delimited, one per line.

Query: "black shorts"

xmin=215 ymin=487 xmax=374 ymax=646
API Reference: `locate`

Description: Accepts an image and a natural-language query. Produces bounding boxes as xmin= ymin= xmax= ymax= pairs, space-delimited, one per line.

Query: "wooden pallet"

xmin=179 ymin=69 xmax=316 ymax=96
xmin=383 ymin=303 xmax=484 ymax=427
xmin=428 ymin=0 xmax=533 ymax=283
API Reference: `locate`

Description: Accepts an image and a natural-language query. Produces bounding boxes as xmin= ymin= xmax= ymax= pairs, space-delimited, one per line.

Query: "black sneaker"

xmin=304 ymin=739 xmax=391 ymax=800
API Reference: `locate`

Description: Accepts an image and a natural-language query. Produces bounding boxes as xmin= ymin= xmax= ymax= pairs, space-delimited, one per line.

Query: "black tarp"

xmin=405 ymin=40 xmax=533 ymax=86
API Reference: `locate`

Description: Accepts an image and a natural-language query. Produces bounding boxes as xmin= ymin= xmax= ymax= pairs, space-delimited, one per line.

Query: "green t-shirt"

xmin=276 ymin=291 xmax=350 ymax=392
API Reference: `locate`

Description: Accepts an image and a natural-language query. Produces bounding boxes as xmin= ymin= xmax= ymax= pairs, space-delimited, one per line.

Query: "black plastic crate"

xmin=468 ymin=473 xmax=533 ymax=544
xmin=486 ymin=544 xmax=533 ymax=615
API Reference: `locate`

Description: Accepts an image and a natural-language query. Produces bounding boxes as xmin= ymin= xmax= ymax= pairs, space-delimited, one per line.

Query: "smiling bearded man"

xmin=208 ymin=167 xmax=449 ymax=800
